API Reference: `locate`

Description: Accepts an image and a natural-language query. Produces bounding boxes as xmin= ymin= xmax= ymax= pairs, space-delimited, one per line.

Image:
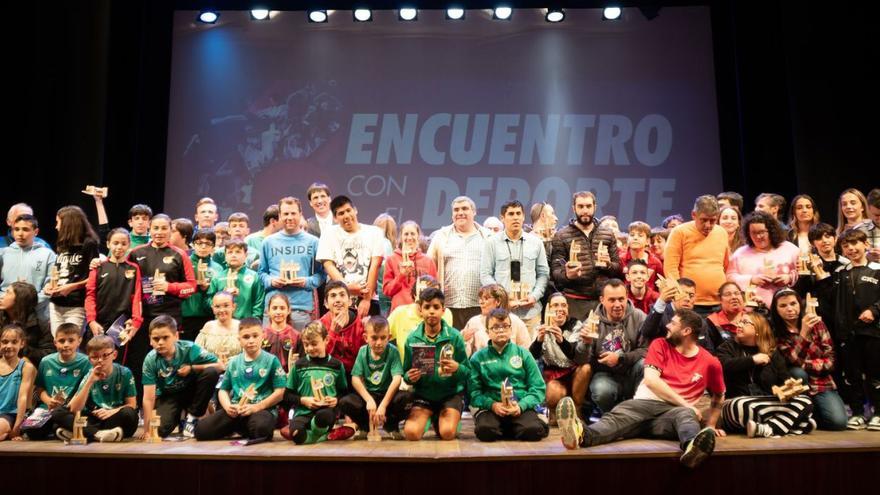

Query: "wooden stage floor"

xmin=3 ymin=414 xmax=879 ymax=462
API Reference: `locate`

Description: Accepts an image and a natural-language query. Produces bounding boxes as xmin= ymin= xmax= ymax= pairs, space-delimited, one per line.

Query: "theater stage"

xmin=4 ymin=415 xmax=879 ymax=495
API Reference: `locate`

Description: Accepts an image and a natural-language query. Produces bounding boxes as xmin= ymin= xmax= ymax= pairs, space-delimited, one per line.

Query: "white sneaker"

xmin=56 ymin=428 xmax=73 ymax=442
xmin=847 ymin=415 xmax=868 ymax=431
xmin=183 ymin=416 xmax=198 ymax=438
xmin=746 ymin=420 xmax=773 ymax=438
xmin=867 ymin=416 xmax=880 ymax=432
xmin=94 ymin=427 xmax=123 ymax=443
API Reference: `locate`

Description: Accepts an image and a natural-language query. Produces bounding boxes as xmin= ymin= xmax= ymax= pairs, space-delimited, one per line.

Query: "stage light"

xmin=250 ymin=9 xmax=269 ymax=21
xmin=545 ymin=8 xmax=565 ymax=22
xmin=603 ymin=7 xmax=622 ymax=20
xmin=446 ymin=8 xmax=465 ymax=20
xmin=198 ymin=10 xmax=218 ymax=24
xmin=399 ymin=8 xmax=417 ymax=21
xmin=354 ymin=9 xmax=372 ymax=22
xmin=308 ymin=10 xmax=328 ymax=23
xmin=493 ymin=6 xmax=513 ymax=20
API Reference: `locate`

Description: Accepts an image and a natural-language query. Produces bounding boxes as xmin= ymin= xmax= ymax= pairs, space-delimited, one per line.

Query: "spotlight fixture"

xmin=399 ymin=8 xmax=417 ymax=21
xmin=250 ymin=9 xmax=269 ymax=21
xmin=446 ymin=8 xmax=465 ymax=20
xmin=545 ymin=8 xmax=565 ymax=22
xmin=308 ymin=10 xmax=328 ymax=23
xmin=603 ymin=7 xmax=622 ymax=20
xmin=353 ymin=9 xmax=372 ymax=22
xmin=198 ymin=10 xmax=219 ymax=24
xmin=493 ymin=6 xmax=512 ymax=20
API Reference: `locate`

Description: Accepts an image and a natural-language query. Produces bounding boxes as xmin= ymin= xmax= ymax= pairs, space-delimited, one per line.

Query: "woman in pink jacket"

xmin=727 ymin=211 xmax=800 ymax=308
xmin=382 ymin=221 xmax=437 ymax=311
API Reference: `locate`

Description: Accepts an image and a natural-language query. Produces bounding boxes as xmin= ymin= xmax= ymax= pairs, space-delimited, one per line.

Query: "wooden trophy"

xmin=772 ymin=378 xmax=810 ymax=402
xmin=81 ymin=185 xmax=109 ymax=198
xmin=196 ymin=260 xmax=209 ymax=285
xmin=310 ymin=377 xmax=326 ymax=403
xmin=118 ymin=320 xmax=134 ymax=346
xmin=238 ymin=384 xmax=257 ymax=407
xmin=762 ymin=258 xmax=776 ymax=277
xmin=510 ymin=281 xmax=531 ymax=305
xmin=438 ymin=343 xmax=455 ymax=377
xmin=655 ymin=274 xmax=682 ymax=302
xmin=583 ymin=309 xmax=600 ymax=339
xmin=280 ymin=260 xmax=301 ymax=284
xmin=744 ymin=284 xmax=759 ymax=308
xmin=225 ymin=269 xmax=238 ymax=292
xmin=69 ymin=411 xmax=88 ymax=445
xmin=48 ymin=266 xmax=59 ymax=292
xmin=595 ymin=241 xmax=609 ymax=268
xmin=797 ymin=253 xmax=811 ymax=276
xmin=500 ymin=377 xmax=517 ymax=409
xmin=401 ymin=249 xmax=414 ymax=269
xmin=805 ymin=292 xmax=819 ymax=317
xmin=367 ymin=416 xmax=382 ymax=442
xmin=145 ymin=415 xmax=162 ymax=443
xmin=152 ymin=270 xmax=167 ymax=296
xmin=568 ymin=240 xmax=582 ymax=271
xmin=217 ymin=350 xmax=229 ymax=368
xmin=544 ymin=304 xmax=553 ymax=327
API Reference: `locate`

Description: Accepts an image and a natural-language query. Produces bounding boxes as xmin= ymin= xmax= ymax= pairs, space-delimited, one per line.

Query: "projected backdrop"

xmin=166 ymin=7 xmax=721 ymax=230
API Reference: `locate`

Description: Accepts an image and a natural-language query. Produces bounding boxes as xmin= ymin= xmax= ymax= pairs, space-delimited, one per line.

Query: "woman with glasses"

xmin=770 ymin=288 xmax=847 ymax=430
xmin=706 ymin=282 xmax=746 ymax=351
xmin=727 ymin=211 xmax=801 ymax=308
xmin=718 ymin=311 xmax=814 ymax=437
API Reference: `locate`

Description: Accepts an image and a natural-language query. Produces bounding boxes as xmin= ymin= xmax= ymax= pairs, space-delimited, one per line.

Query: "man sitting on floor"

xmin=556 ymin=308 xmax=726 ymax=468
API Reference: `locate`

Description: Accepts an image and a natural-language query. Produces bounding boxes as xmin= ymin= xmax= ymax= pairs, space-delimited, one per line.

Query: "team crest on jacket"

xmin=73 ymin=369 xmax=81 ymax=377
xmin=244 ymin=274 xmax=255 ymax=284
xmin=323 ymin=373 xmax=334 ymax=386
xmin=124 ymin=269 xmax=135 ymax=279
xmin=259 ymin=368 xmax=268 ymax=378
xmin=370 ymin=370 xmax=382 ymax=385
xmin=509 ymin=356 xmax=523 ymax=369
xmin=163 ymin=256 xmax=174 ymax=264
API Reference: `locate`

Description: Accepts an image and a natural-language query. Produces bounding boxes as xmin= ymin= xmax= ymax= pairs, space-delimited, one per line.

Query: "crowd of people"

xmin=0 ymin=183 xmax=877 ymax=469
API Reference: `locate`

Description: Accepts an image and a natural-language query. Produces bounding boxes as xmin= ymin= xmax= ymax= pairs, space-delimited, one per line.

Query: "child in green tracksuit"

xmin=468 ymin=308 xmax=548 ymax=442
xmin=182 ymin=229 xmax=222 ymax=338
xmin=207 ymin=239 xmax=265 ymax=320
xmin=284 ymin=321 xmax=348 ymax=444
xmin=402 ymin=288 xmax=469 ymax=441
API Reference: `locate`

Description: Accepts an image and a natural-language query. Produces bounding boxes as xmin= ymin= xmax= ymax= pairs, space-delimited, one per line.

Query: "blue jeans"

xmin=789 ymin=367 xmax=847 ymax=431
xmin=591 ymin=359 xmax=645 ymax=415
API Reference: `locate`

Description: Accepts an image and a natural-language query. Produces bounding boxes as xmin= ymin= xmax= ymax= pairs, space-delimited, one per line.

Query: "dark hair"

xmin=674 ymin=308 xmax=703 ymax=338
xmin=149 ymin=314 xmax=178 ymax=333
xmin=1 ymin=323 xmax=25 ymax=345
xmin=12 ymin=213 xmax=38 ymax=230
xmin=487 ymin=307 xmax=510 ymax=324
xmin=227 ymin=212 xmax=250 ymax=225
xmin=128 ymin=204 xmax=153 ymax=219
xmin=742 ymin=210 xmax=786 ymax=249
xmin=410 ymin=274 xmax=441 ymax=300
xmin=838 ymin=228 xmax=868 ymax=246
xmin=56 ymin=205 xmax=99 ymax=252
xmin=755 ymin=193 xmax=787 ymax=221
xmin=626 ymin=258 xmax=649 ymax=270
xmin=224 ymin=238 xmax=248 ymax=252
xmin=787 ymin=194 xmax=820 ymax=231
xmin=716 ymin=281 xmax=743 ymax=298
xmin=267 ymin=293 xmax=293 ymax=326
xmin=172 ymin=218 xmax=195 ymax=245
xmin=86 ymin=335 xmax=115 ymax=353
xmin=151 ymin=213 xmax=172 ymax=226
xmin=807 ymin=223 xmax=836 ymax=244
xmin=262 ymin=204 xmax=280 ymax=227
xmin=650 ymin=228 xmax=670 ymax=240
xmin=324 ymin=280 xmax=349 ymax=300
xmin=365 ymin=315 xmax=389 ymax=333
xmin=239 ymin=317 xmax=262 ymax=331
xmin=500 ymin=200 xmax=524 ymax=217
xmin=418 ymin=287 xmax=445 ymax=306
xmin=599 ymin=278 xmax=626 ymax=296
xmin=330 ymin=195 xmax=354 ymax=216
xmin=868 ymin=188 xmax=880 ymax=208
xmin=307 ymin=182 xmax=331 ymax=201
xmin=55 ymin=322 xmax=82 ymax=337
xmin=571 ymin=191 xmax=596 ymax=206
xmin=677 ymin=278 xmax=696 ymax=289
xmin=2 ymin=281 xmax=37 ymax=326
xmin=106 ymin=227 xmax=130 ymax=243
xmin=662 ymin=214 xmax=685 ymax=228
xmin=192 ymin=228 xmax=217 ymax=244
xmin=717 ymin=191 xmax=744 ymax=211
xmin=770 ymin=288 xmax=802 ymax=340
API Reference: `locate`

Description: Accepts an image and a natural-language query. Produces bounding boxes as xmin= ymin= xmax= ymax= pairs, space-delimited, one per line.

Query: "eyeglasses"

xmin=488 ymin=324 xmax=512 ymax=332
xmin=751 ymin=230 xmax=769 ymax=237
xmin=89 ymin=351 xmax=115 ymax=362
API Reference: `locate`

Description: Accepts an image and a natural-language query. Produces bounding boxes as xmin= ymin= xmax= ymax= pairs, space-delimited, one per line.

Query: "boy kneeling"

xmin=194 ymin=318 xmax=285 ymax=442
xmin=469 ymin=308 xmax=549 ymax=442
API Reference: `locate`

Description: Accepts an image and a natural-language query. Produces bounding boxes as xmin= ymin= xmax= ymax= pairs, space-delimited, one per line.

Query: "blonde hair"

xmin=301 ymin=320 xmax=328 ymax=341
xmin=373 ymin=213 xmax=398 ymax=248
xmin=748 ymin=313 xmax=776 ymax=355
xmin=836 ymin=188 xmax=869 ymax=235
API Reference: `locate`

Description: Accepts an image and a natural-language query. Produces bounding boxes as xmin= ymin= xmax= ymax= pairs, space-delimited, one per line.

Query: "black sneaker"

xmin=680 ymin=427 xmax=716 ymax=468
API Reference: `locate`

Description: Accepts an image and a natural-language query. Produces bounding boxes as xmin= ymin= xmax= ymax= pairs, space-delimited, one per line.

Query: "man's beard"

xmin=665 ymin=333 xmax=683 ymax=347
xmin=576 ymin=214 xmax=593 ymax=227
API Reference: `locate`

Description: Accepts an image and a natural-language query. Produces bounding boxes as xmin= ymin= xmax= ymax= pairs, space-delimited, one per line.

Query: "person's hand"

xmin=752 ymin=353 xmax=770 ymax=365
xmin=56 ymin=284 xmax=77 ymax=297
xmin=690 ymin=406 xmax=703 ymax=422
xmin=198 ymin=279 xmax=211 ymax=291
xmin=301 ymin=397 xmax=321 ymax=410
xmin=536 ymin=325 xmax=547 ymax=343
xmin=356 ymin=298 xmax=371 ymax=319
xmin=374 ymin=405 xmax=387 ymax=426
xmin=659 ymin=282 xmax=678 ymax=303
xmin=565 ymin=263 xmax=582 ymax=280
xmin=596 ymin=250 xmax=611 ymax=266
xmin=88 ymin=321 xmax=104 ymax=336
xmin=238 ymin=403 xmax=259 ymax=416
xmin=548 ymin=326 xmax=564 ymax=344
xmin=224 ymin=404 xmax=239 ymax=417
xmin=800 ymin=313 xmax=822 ymax=337
xmin=43 ymin=285 xmax=57 ymax=297
xmin=347 ymin=282 xmax=364 ymax=296
xmin=289 ymin=277 xmax=307 ymax=288
xmin=578 ymin=327 xmax=595 ymax=344
xmin=271 ymin=277 xmax=288 ymax=288
xmin=92 ymin=408 xmax=116 ymax=420
xmin=517 ymin=296 xmax=536 ymax=309
xmin=135 ymin=430 xmax=146 ymax=440
xmin=214 ymin=360 xmax=226 ymax=373
xmin=859 ymin=309 xmax=875 ymax=323
xmin=751 ymin=274 xmax=774 ymax=286
xmin=152 ymin=278 xmax=169 ymax=293
xmin=331 ymin=311 xmax=349 ymax=332
xmin=365 ymin=397 xmax=377 ymax=415
xmin=324 ymin=397 xmax=338 ymax=408
xmin=90 ymin=363 xmax=108 ymax=381
xmin=10 ymin=427 xmax=23 ymax=441
xmin=710 ymin=427 xmax=726 ymax=437
xmin=771 ymin=273 xmax=792 ymax=285
xmin=47 ymin=396 xmax=64 ymax=410
xmin=461 ymin=326 xmax=476 ymax=341
xmin=491 ymin=402 xmax=509 ymax=417
xmin=439 ymin=358 xmax=459 ymax=375
xmin=89 ymin=258 xmax=102 ymax=270
xmin=406 ymin=368 xmax=422 ymax=383
xmin=506 ymin=404 xmax=522 ymax=417
xmin=598 ymin=351 xmax=620 ymax=368
xmin=177 ymin=365 xmax=192 ymax=378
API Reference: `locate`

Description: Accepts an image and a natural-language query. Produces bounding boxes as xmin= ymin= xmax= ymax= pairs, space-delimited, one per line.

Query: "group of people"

xmin=0 ymin=183 xmax=877 ymax=469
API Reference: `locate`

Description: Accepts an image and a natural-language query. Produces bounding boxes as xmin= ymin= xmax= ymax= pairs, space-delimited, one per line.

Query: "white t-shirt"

xmin=317 ymin=224 xmax=385 ymax=299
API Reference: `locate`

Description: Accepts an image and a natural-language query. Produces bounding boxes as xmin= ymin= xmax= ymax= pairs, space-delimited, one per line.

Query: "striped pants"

xmin=722 ymin=395 xmax=814 ymax=436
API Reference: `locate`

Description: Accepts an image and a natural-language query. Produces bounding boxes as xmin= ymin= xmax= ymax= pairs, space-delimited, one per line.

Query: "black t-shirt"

xmin=51 ymin=238 xmax=100 ymax=307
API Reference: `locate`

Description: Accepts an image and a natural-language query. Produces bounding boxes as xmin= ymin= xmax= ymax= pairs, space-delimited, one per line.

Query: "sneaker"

xmin=182 ymin=416 xmax=198 ymax=438
xmin=388 ymin=430 xmax=405 ymax=440
xmin=556 ymin=396 xmax=584 ymax=450
xmin=746 ymin=420 xmax=772 ymax=438
xmin=279 ymin=426 xmax=295 ymax=442
xmin=56 ymin=428 xmax=73 ymax=442
xmin=93 ymin=427 xmax=123 ymax=443
xmin=327 ymin=425 xmax=356 ymax=441
xmin=680 ymin=427 xmax=716 ymax=468
xmin=867 ymin=416 xmax=880 ymax=431
xmin=353 ymin=429 xmax=368 ymax=440
xmin=806 ymin=418 xmax=817 ymax=434
xmin=847 ymin=415 xmax=868 ymax=431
